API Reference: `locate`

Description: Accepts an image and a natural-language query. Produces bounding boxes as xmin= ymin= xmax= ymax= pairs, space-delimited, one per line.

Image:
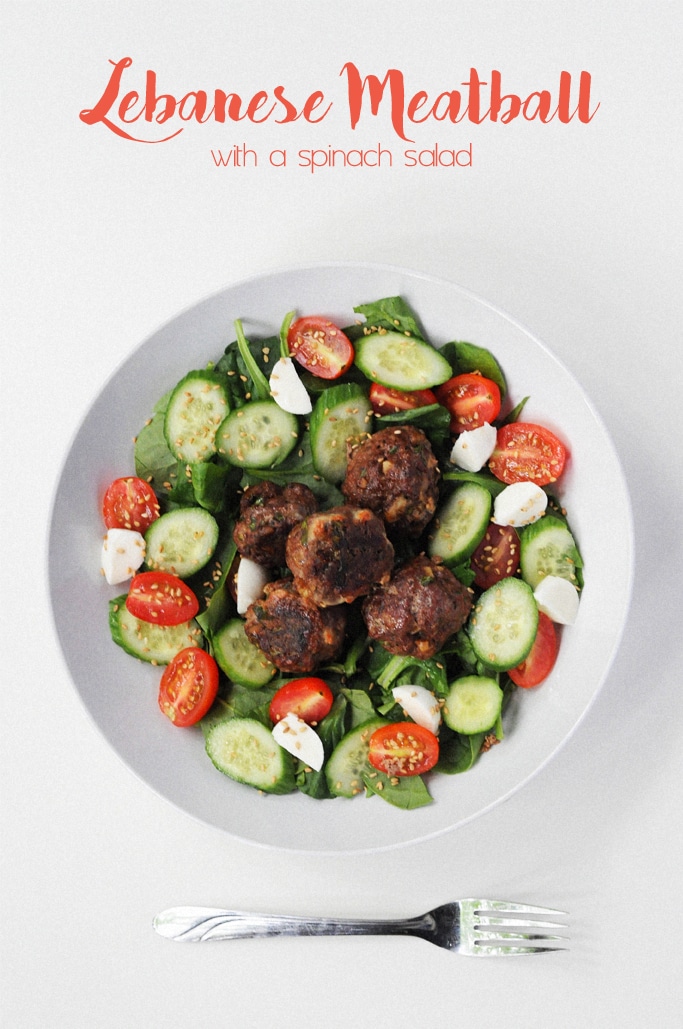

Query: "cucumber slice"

xmin=164 ymin=370 xmax=230 ymax=463
xmin=109 ymin=596 xmax=202 ymax=664
xmin=216 ymin=400 xmax=299 ymax=469
xmin=212 ymin=618 xmax=276 ymax=688
xmin=467 ymin=576 xmax=538 ymax=671
xmin=428 ymin=482 xmax=492 ymax=565
xmin=309 ymin=383 xmax=373 ymax=483
xmin=442 ymin=675 xmax=503 ymax=735
xmin=205 ymin=717 xmax=296 ymax=794
xmin=354 ymin=331 xmax=452 ymax=390
xmin=325 ymin=717 xmax=387 ymax=798
xmin=519 ymin=515 xmax=582 ymax=590
xmin=144 ymin=507 xmax=219 ymax=578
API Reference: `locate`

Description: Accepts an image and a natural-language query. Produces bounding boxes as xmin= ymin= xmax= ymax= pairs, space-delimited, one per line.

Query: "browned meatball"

xmin=362 ymin=554 xmax=473 ymax=659
xmin=244 ymin=578 xmax=346 ymax=673
xmin=233 ymin=481 xmax=317 ymax=568
xmin=341 ymin=425 xmax=439 ymax=538
xmin=286 ymin=505 xmax=394 ymax=607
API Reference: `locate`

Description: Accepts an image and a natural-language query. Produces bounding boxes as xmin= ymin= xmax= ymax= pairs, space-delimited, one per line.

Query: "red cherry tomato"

xmin=269 ymin=677 xmax=334 ymax=726
xmin=287 ymin=316 xmax=354 ymax=379
xmin=102 ymin=476 xmax=160 ymax=531
xmin=126 ymin=571 xmax=199 ymax=626
xmin=369 ymin=382 xmax=438 ymax=415
xmin=508 ymin=612 xmax=558 ymax=688
xmin=470 ymin=523 xmax=521 ymax=590
xmin=434 ymin=373 xmax=501 ymax=433
xmin=367 ymin=722 xmax=439 ymax=777
xmin=489 ymin=422 xmax=567 ymax=486
xmin=158 ymin=647 xmax=219 ymax=726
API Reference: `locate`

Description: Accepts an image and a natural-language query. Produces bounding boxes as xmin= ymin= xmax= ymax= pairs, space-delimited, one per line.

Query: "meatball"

xmin=362 ymin=554 xmax=473 ymax=659
xmin=341 ymin=425 xmax=439 ymax=538
xmin=244 ymin=578 xmax=346 ymax=674
xmin=233 ymin=480 xmax=317 ymax=568
xmin=286 ymin=505 xmax=394 ymax=607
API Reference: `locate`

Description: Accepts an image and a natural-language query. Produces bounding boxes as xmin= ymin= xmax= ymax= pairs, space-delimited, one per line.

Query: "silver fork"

xmin=153 ymin=900 xmax=568 ymax=956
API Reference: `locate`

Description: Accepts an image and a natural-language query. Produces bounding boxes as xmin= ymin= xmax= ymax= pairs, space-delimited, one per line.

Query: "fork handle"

xmin=154 ymin=906 xmax=434 ymax=943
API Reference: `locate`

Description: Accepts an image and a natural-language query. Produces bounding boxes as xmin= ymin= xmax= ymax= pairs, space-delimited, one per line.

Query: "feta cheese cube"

xmin=493 ymin=481 xmax=548 ymax=527
xmin=100 ymin=528 xmax=146 ymax=585
xmin=534 ymin=575 xmax=580 ymax=625
xmin=450 ymin=421 xmax=497 ymax=472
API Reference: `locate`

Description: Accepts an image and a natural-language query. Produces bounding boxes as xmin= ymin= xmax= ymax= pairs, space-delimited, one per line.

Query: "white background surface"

xmin=2 ymin=3 xmax=682 ymax=1027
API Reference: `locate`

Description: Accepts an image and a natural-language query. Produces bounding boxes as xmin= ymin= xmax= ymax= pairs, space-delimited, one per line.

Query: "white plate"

xmin=48 ymin=263 xmax=633 ymax=853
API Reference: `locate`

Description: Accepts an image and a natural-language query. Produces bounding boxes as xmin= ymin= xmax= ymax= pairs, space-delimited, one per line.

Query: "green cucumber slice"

xmin=519 ymin=515 xmax=583 ymax=590
xmin=164 ymin=370 xmax=230 ymax=463
xmin=205 ymin=717 xmax=296 ymax=793
xmin=428 ymin=482 xmax=492 ymax=565
xmin=212 ymin=618 xmax=276 ymax=688
xmin=216 ymin=400 xmax=299 ymax=469
xmin=109 ymin=596 xmax=202 ymax=664
xmin=325 ymin=717 xmax=387 ymax=798
xmin=467 ymin=576 xmax=538 ymax=671
xmin=354 ymin=331 xmax=452 ymax=390
xmin=442 ymin=675 xmax=503 ymax=735
xmin=144 ymin=507 xmax=219 ymax=578
xmin=309 ymin=383 xmax=373 ymax=483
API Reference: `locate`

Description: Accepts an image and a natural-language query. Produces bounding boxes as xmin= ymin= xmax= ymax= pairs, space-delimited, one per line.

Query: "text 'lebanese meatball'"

xmin=362 ymin=554 xmax=473 ymax=659
xmin=286 ymin=505 xmax=395 ymax=607
xmin=233 ymin=481 xmax=317 ymax=568
xmin=244 ymin=578 xmax=346 ymax=674
xmin=341 ymin=424 xmax=439 ymax=538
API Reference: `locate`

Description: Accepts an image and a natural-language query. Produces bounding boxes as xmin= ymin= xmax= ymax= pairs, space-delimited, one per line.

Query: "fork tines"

xmin=469 ymin=900 xmax=569 ymax=955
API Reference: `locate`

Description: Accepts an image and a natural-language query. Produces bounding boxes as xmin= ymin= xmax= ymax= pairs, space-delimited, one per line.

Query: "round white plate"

xmin=48 ymin=263 xmax=633 ymax=853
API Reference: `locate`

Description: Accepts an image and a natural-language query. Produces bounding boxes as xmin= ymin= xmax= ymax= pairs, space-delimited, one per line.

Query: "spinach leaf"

xmin=375 ymin=402 xmax=451 ymax=453
xmin=436 ymin=728 xmax=485 ymax=774
xmin=216 ymin=683 xmax=274 ymax=726
xmin=350 ymin=296 xmax=426 ymax=341
xmin=342 ymin=631 xmax=370 ymax=679
xmin=296 ymin=694 xmax=348 ymax=799
xmin=200 ymin=696 xmax=233 ymax=738
xmin=502 ymin=395 xmax=529 ymax=424
xmin=362 ymin=769 xmax=433 ymax=809
xmin=341 ymin=687 xmax=378 ymax=729
xmin=134 ymin=390 xmax=179 ymax=499
xmin=199 ymin=685 xmax=275 ymax=737
xmin=449 ymin=560 xmax=477 ymax=589
xmin=179 ymin=460 xmax=241 ymax=516
xmin=439 ymin=340 xmax=507 ymax=397
xmin=441 ymin=629 xmax=494 ymax=678
xmin=215 ymin=331 xmax=280 ymax=408
xmin=194 ymin=531 xmax=237 ymax=637
xmin=166 ymin=470 xmax=195 ymax=508
xmin=233 ymin=319 xmax=271 ymax=401
xmin=367 ymin=646 xmax=449 ymax=699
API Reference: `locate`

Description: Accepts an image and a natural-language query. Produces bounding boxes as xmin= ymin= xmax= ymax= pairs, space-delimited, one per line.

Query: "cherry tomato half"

xmin=102 ymin=476 xmax=160 ymax=531
xmin=489 ymin=422 xmax=567 ymax=486
xmin=470 ymin=523 xmax=521 ymax=591
xmin=126 ymin=571 xmax=199 ymax=626
xmin=369 ymin=382 xmax=438 ymax=415
xmin=158 ymin=647 xmax=219 ymax=726
xmin=508 ymin=612 xmax=558 ymax=688
xmin=367 ymin=722 xmax=439 ymax=777
xmin=287 ymin=316 xmax=354 ymax=379
xmin=434 ymin=373 xmax=501 ymax=433
xmin=269 ymin=677 xmax=334 ymax=726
